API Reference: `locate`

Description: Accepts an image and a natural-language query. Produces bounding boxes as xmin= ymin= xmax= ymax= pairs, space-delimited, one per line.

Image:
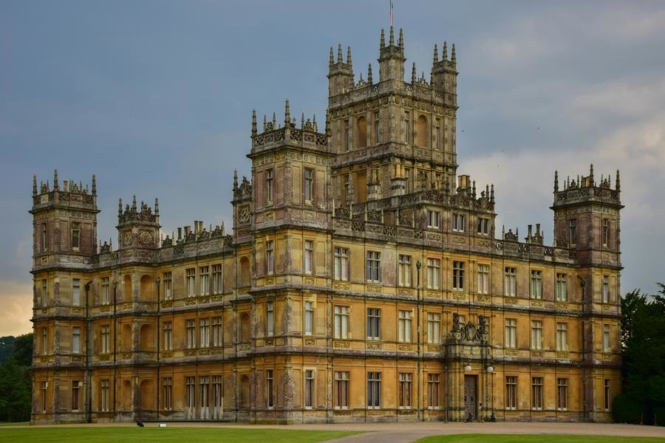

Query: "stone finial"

xmin=554 ymin=171 xmax=559 ymax=192
xmin=337 ymin=44 xmax=343 ymax=63
xmin=325 ymin=109 xmax=331 ymax=137
xmin=118 ymin=198 xmax=123 ymax=216
xmin=329 ymin=46 xmax=334 ymax=66
xmin=451 ymin=44 xmax=457 ymax=63
xmin=443 ymin=42 xmax=448 ymax=60
xmin=347 ymin=46 xmax=352 ymax=66
xmin=53 ymin=169 xmax=59 ymax=190
xmin=233 ymin=170 xmax=238 ymax=190
xmin=272 ymin=112 xmax=276 ymax=127
xmin=155 ymin=198 xmax=159 ymax=215
xmin=616 ymin=170 xmax=621 ymax=192
xmin=380 ymin=28 xmax=385 ymax=49
xmin=490 ymin=184 xmax=495 ymax=203
xmin=398 ymin=28 xmax=404 ymax=49
xmin=433 ymin=44 xmax=439 ymax=63
xmin=251 ymin=109 xmax=257 ymax=135
xmin=389 ymin=26 xmax=395 ymax=46
xmin=411 ymin=62 xmax=416 ymax=84
xmin=132 ymin=195 xmax=137 ymax=211
xmin=284 ymin=99 xmax=291 ymax=126
xmin=32 ymin=175 xmax=37 ymax=196
xmin=92 ymin=174 xmax=97 ymax=196
xmin=368 ymin=64 xmax=373 ymax=84
xmin=589 ymin=164 xmax=594 ymax=186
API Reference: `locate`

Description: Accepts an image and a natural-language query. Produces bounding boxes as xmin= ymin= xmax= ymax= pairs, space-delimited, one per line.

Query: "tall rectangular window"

xmin=186 ymin=377 xmax=196 ymax=409
xmin=531 ymin=320 xmax=543 ymax=350
xmin=304 ymin=301 xmax=314 ymax=336
xmin=186 ymin=319 xmax=196 ymax=349
xmin=398 ymin=255 xmax=412 ymax=287
xmin=41 ymin=279 xmax=48 ymax=307
xmin=304 ymin=168 xmax=314 ymax=202
xmin=266 ymin=370 xmax=274 ymax=408
xmin=398 ymin=310 xmax=413 ymax=343
xmin=557 ymin=378 xmax=568 ymax=410
xmin=426 ymin=258 xmax=440 ymax=289
xmin=478 ymin=264 xmax=489 ymax=294
xmin=603 ymin=324 xmax=611 ymax=352
xmin=41 ymin=328 xmax=48 ymax=355
xmin=305 ymin=369 xmax=314 ymax=408
xmin=556 ymin=273 xmax=567 ymax=301
xmin=101 ymin=277 xmax=110 ymax=305
xmin=212 ymin=317 xmax=222 ymax=347
xmin=199 ymin=376 xmax=210 ymax=410
xmin=452 ymin=213 xmax=466 ymax=232
xmin=530 ymin=270 xmax=542 ymax=299
xmin=427 ymin=313 xmax=440 ymax=344
xmin=72 ymin=278 xmax=81 ymax=306
xmin=344 ymin=120 xmax=350 ymax=152
xmin=101 ymin=325 xmax=110 ymax=354
xmin=604 ymin=379 xmax=611 ymax=410
xmin=71 ymin=222 xmax=80 ymax=249
xmin=163 ymin=378 xmax=173 ymax=411
xmin=41 ymin=382 xmax=48 ymax=413
xmin=428 ymin=374 xmax=440 ymax=408
xmin=212 ymin=265 xmax=222 ymax=294
xmin=504 ymin=268 xmax=516 ymax=297
xmin=266 ymin=169 xmax=274 ymax=204
xmin=506 ymin=376 xmax=517 ymax=410
xmin=403 ymin=113 xmax=410 ymax=143
xmin=367 ymin=372 xmax=381 ymax=408
xmin=213 ymin=376 xmax=222 ymax=410
xmin=186 ymin=268 xmax=196 ymax=297
xmin=42 ymin=224 xmax=48 ymax=252
xmin=569 ymin=219 xmax=577 ymax=244
xmin=602 ymin=275 xmax=610 ymax=303
xmin=398 ymin=373 xmax=412 ymax=408
xmin=304 ymin=240 xmax=314 ymax=274
xmin=200 ymin=318 xmax=210 ymax=348
xmin=602 ymin=219 xmax=610 ymax=247
xmin=532 ymin=377 xmax=543 ymax=410
xmin=266 ymin=240 xmax=275 ymax=274
xmin=374 ymin=111 xmax=380 ymax=143
xmin=266 ymin=301 xmax=274 ymax=336
xmin=100 ymin=379 xmax=110 ymax=412
xmin=556 ymin=322 xmax=568 ymax=351
xmin=200 ymin=266 xmax=209 ymax=296
xmin=334 ymin=247 xmax=349 ymax=281
xmin=505 ymin=318 xmax=517 ymax=349
xmin=367 ymin=308 xmax=381 ymax=340
xmin=342 ymin=174 xmax=350 ymax=205
xmin=334 ymin=371 xmax=349 ymax=409
xmin=366 ymin=251 xmax=381 ymax=282
xmin=72 ymin=381 xmax=81 ymax=411
xmin=72 ymin=326 xmax=81 ymax=354
xmin=427 ymin=210 xmax=441 ymax=228
xmin=164 ymin=272 xmax=172 ymax=300
xmin=453 ymin=261 xmax=465 ymax=290
xmin=163 ymin=321 xmax=173 ymax=351
xmin=334 ymin=306 xmax=349 ymax=339
xmin=477 ymin=217 xmax=489 ymax=235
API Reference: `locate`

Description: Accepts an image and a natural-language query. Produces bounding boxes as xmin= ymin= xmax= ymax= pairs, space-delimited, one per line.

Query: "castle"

xmin=30 ymin=27 xmax=623 ymax=424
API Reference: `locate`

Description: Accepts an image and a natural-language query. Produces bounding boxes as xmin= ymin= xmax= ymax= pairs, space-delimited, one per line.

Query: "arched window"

xmin=416 ymin=115 xmax=428 ymax=147
xmin=356 ymin=116 xmax=367 ymax=148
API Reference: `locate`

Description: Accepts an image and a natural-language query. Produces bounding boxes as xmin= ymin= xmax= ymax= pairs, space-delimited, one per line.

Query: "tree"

xmin=0 ymin=333 xmax=32 ymax=422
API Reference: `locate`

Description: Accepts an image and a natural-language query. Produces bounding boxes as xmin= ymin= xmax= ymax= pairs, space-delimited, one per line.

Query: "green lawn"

xmin=416 ymin=435 xmax=665 ymax=443
xmin=0 ymin=427 xmax=358 ymax=443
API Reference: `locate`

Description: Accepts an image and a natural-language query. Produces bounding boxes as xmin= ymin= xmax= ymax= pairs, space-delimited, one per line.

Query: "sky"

xmin=1 ymin=0 xmax=664 ymax=337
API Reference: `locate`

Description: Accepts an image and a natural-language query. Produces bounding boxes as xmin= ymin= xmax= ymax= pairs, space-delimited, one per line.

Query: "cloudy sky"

xmin=2 ymin=0 xmax=664 ymax=337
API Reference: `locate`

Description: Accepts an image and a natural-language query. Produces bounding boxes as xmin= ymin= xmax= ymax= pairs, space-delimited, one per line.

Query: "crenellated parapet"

xmin=117 ymin=195 xmax=159 ymax=225
xmin=553 ymin=165 xmax=621 ymax=207
xmin=32 ymin=170 xmax=97 ymax=209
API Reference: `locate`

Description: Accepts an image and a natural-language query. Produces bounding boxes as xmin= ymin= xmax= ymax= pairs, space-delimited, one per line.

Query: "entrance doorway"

xmin=464 ymin=375 xmax=477 ymax=421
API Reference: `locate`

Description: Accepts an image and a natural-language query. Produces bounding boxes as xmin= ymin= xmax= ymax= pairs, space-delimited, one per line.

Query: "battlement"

xmin=117 ymin=195 xmax=159 ymax=226
xmin=553 ymin=164 xmax=622 ymax=208
xmin=31 ymin=170 xmax=97 ymax=209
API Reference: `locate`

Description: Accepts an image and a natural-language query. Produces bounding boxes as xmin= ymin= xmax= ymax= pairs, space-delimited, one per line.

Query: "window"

xmin=213 ymin=376 xmax=222 ymax=410
xmin=569 ymin=219 xmax=577 ymax=244
xmin=374 ymin=111 xmax=380 ymax=143
xmin=304 ymin=168 xmax=314 ymax=202
xmin=41 ymin=279 xmax=48 ymax=307
xmin=602 ymin=219 xmax=610 ymax=247
xmin=504 ymin=267 xmax=516 ymax=297
xmin=186 ymin=268 xmax=196 ymax=297
xmin=556 ymin=323 xmax=568 ymax=351
xmin=41 ymin=328 xmax=48 ymax=355
xmin=398 ymin=310 xmax=412 ymax=343
xmin=304 ymin=301 xmax=314 ymax=336
xmin=366 ymin=251 xmax=381 ymax=282
xmin=72 ymin=381 xmax=81 ymax=411
xmin=531 ymin=320 xmax=543 ymax=350
xmin=163 ymin=321 xmax=173 ymax=351
xmin=101 ymin=325 xmax=110 ymax=354
xmin=71 ymin=222 xmax=80 ymax=250
xmin=426 ymin=258 xmax=440 ymax=289
xmin=72 ymin=278 xmax=81 ymax=306
xmin=164 ymin=272 xmax=173 ymax=300
xmin=477 ymin=217 xmax=489 ymax=235
xmin=304 ymin=240 xmax=314 ymax=274
xmin=199 ymin=376 xmax=210 ymax=410
xmin=604 ymin=379 xmax=611 ymax=410
xmin=603 ymin=324 xmax=611 ymax=352
xmin=557 ymin=378 xmax=568 ymax=411
xmin=532 ymin=377 xmax=543 ymax=410
xmin=212 ymin=317 xmax=222 ymax=347
xmin=344 ymin=120 xmax=350 ymax=152
xmin=42 ymin=224 xmax=48 ymax=252
xmin=200 ymin=318 xmax=210 ymax=348
xmin=477 ymin=264 xmax=489 ymax=294
xmin=530 ymin=270 xmax=542 ymax=299
xmin=266 ymin=301 xmax=274 ymax=336
xmin=266 ymin=370 xmax=274 ymax=408
xmin=452 ymin=213 xmax=466 ymax=232
xmin=101 ymin=277 xmax=110 ymax=305
xmin=334 ymin=247 xmax=349 ymax=281
xmin=453 ymin=261 xmax=465 ymax=290
xmin=427 ymin=210 xmax=440 ymax=228
xmin=427 ymin=313 xmax=440 ymax=344
xmin=602 ymin=275 xmax=610 ymax=303
xmin=416 ymin=115 xmax=428 ymax=146
xmin=198 ymin=266 xmax=209 ymax=296
xmin=266 ymin=169 xmax=274 ymax=204
xmin=266 ymin=240 xmax=275 ymax=274
xmin=556 ymin=273 xmax=567 ymax=302
xmin=100 ymin=379 xmax=110 ymax=412
xmin=398 ymin=255 xmax=412 ymax=287
xmin=367 ymin=308 xmax=381 ymax=340
xmin=428 ymin=374 xmax=440 ymax=408
xmin=163 ymin=378 xmax=173 ymax=411
xmin=41 ymin=382 xmax=48 ymax=413
xmin=367 ymin=372 xmax=381 ymax=408
xmin=305 ymin=370 xmax=314 ymax=408
xmin=72 ymin=326 xmax=81 ymax=354
xmin=505 ymin=319 xmax=517 ymax=349
xmin=212 ymin=265 xmax=222 ymax=294
xmin=342 ymin=174 xmax=350 ymax=205
xmin=186 ymin=377 xmax=196 ymax=409
xmin=334 ymin=371 xmax=349 ymax=409
xmin=334 ymin=306 xmax=349 ymax=339
xmin=186 ymin=319 xmax=196 ymax=349
xmin=506 ymin=376 xmax=517 ymax=410
xmin=398 ymin=373 xmax=412 ymax=408
xmin=404 ymin=112 xmax=410 ymax=143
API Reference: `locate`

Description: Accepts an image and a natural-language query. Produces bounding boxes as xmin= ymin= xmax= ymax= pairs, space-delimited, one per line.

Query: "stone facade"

xmin=30 ymin=27 xmax=622 ymax=424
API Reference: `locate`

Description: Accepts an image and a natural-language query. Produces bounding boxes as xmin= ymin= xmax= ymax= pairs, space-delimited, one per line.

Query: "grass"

xmin=416 ymin=435 xmax=665 ymax=443
xmin=0 ymin=427 xmax=358 ymax=443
